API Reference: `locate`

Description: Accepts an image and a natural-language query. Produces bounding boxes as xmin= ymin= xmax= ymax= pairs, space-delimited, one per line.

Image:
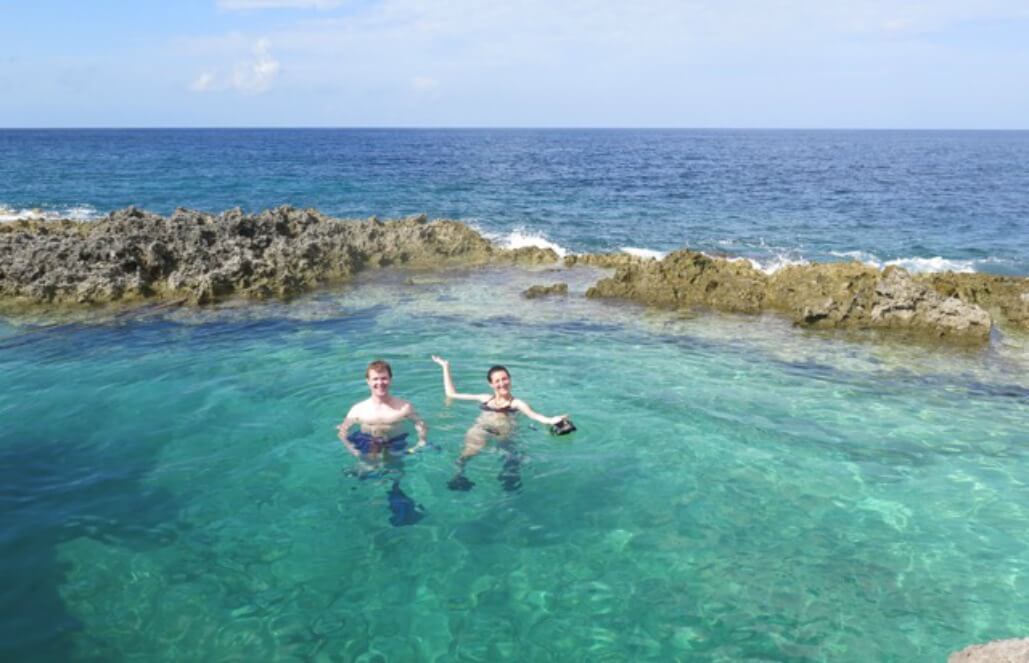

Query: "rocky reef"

xmin=948 ymin=637 xmax=1029 ymax=662
xmin=522 ymin=283 xmax=569 ymax=299
xmin=923 ymin=271 xmax=1029 ymax=332
xmin=2 ymin=208 xmax=1026 ymax=345
xmin=585 ymin=248 xmax=1028 ymax=343
xmin=563 ymin=253 xmax=649 ymax=269
xmin=0 ymin=207 xmax=557 ymax=309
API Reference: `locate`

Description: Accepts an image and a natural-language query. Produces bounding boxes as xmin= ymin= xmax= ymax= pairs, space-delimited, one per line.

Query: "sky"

xmin=1 ymin=0 xmax=1028 ymax=128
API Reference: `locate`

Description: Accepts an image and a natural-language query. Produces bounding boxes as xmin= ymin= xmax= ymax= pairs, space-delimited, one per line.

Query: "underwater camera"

xmin=549 ymin=418 xmax=577 ymax=436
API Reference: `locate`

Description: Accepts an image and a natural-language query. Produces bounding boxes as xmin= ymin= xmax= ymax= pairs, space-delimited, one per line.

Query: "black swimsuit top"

xmin=481 ymin=399 xmax=516 ymax=415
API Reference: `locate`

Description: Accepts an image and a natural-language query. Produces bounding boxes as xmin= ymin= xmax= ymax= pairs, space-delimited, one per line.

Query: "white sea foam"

xmin=742 ymin=255 xmax=809 ymax=275
xmin=0 ymin=204 xmax=100 ymax=222
xmin=830 ymin=250 xmax=880 ymax=265
xmin=620 ymin=247 xmax=666 ymax=260
xmin=485 ymin=227 xmax=569 ymax=258
xmin=713 ymin=250 xmax=808 ymax=275
xmin=0 ymin=206 xmax=39 ymax=222
xmin=829 ymin=250 xmax=977 ymax=273
xmin=62 ymin=205 xmax=101 ymax=221
xmin=886 ymin=256 xmax=976 ymax=274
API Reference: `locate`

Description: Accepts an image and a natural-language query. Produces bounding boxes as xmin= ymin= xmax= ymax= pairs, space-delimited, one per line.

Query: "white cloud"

xmin=217 ymin=0 xmax=343 ymax=10
xmin=179 ymin=0 xmax=1029 ymax=126
xmin=188 ymin=38 xmax=281 ymax=94
xmin=233 ymin=38 xmax=281 ymax=93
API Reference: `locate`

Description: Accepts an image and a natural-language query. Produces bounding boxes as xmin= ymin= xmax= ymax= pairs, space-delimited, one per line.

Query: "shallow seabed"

xmin=1 ymin=265 xmax=1027 ymax=662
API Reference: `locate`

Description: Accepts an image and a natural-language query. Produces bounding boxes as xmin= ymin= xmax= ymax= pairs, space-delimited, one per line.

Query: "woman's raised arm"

xmin=431 ymin=355 xmax=488 ymax=402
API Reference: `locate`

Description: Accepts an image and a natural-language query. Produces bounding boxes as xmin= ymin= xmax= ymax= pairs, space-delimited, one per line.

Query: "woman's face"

xmin=489 ymin=370 xmax=511 ymax=395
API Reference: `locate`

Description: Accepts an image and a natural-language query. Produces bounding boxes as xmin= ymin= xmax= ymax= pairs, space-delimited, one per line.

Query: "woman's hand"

xmin=431 ymin=355 xmax=449 ymax=369
xmin=549 ymin=414 xmax=569 ymax=425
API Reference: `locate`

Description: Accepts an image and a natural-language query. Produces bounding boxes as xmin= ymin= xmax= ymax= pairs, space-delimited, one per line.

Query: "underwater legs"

xmin=496 ymin=444 xmax=523 ymax=492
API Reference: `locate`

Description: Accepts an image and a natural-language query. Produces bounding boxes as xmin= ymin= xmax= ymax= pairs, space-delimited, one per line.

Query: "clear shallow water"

xmin=2 ymin=266 xmax=1027 ymax=661
xmin=2 ymin=128 xmax=1028 ymax=274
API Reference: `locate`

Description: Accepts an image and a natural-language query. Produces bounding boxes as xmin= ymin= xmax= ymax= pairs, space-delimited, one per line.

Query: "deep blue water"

xmin=2 ymin=128 xmax=1028 ymax=274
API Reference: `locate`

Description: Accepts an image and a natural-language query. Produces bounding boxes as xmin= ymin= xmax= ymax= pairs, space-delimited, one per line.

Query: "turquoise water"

xmin=2 ymin=265 xmax=1027 ymax=661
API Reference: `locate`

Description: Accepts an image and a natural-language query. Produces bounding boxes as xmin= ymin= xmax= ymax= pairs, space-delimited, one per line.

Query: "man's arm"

xmin=337 ymin=408 xmax=361 ymax=457
xmin=406 ymin=405 xmax=428 ymax=451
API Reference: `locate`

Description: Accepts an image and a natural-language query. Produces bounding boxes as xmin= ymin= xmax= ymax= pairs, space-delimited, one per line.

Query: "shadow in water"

xmin=0 ymin=433 xmax=181 ymax=662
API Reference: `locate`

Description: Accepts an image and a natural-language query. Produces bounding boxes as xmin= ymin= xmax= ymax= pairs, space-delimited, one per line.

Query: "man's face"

xmin=366 ymin=368 xmax=391 ymax=397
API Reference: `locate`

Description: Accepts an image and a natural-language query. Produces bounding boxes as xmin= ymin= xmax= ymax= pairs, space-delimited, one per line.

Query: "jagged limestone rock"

xmin=587 ymin=249 xmax=767 ymax=313
xmin=922 ymin=272 xmax=1029 ymax=332
xmin=563 ymin=253 xmax=647 ymax=269
xmin=522 ymin=283 xmax=568 ymax=299
xmin=0 ymin=207 xmax=552 ymax=309
xmin=586 ymin=250 xmax=998 ymax=343
xmin=2 ymin=210 xmax=1024 ymax=345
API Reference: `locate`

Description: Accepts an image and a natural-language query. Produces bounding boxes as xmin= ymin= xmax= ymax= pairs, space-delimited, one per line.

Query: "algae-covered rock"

xmin=586 ymin=249 xmax=767 ymax=313
xmin=765 ymin=262 xmax=879 ymax=324
xmin=922 ymin=272 xmax=1029 ymax=331
xmin=522 ymin=283 xmax=568 ymax=299
xmin=0 ymin=207 xmax=520 ymax=309
xmin=586 ymin=250 xmax=996 ymax=343
xmin=3 ymin=209 xmax=1022 ymax=347
xmin=564 ymin=253 xmax=648 ymax=269
xmin=766 ymin=264 xmax=992 ymax=340
xmin=500 ymin=246 xmax=561 ymax=265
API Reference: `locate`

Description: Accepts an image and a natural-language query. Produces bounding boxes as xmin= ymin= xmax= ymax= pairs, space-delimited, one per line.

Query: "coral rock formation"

xmin=586 ymin=249 xmax=1002 ymax=343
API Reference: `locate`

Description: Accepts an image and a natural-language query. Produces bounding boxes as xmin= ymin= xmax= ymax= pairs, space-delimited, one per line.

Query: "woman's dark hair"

xmin=487 ymin=365 xmax=510 ymax=383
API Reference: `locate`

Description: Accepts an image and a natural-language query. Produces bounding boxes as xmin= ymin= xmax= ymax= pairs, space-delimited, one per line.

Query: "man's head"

xmin=366 ymin=360 xmax=392 ymax=397
xmin=366 ymin=360 xmax=393 ymax=378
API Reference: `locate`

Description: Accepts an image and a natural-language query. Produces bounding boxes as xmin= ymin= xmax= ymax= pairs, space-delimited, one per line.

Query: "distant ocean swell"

xmin=3 ymin=129 xmax=1027 ymax=276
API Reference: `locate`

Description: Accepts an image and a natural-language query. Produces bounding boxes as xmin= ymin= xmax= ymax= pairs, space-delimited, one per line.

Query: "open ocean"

xmin=1 ymin=129 xmax=1027 ymax=661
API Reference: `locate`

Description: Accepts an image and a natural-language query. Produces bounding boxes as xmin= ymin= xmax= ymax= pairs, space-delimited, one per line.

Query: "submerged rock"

xmin=948 ymin=637 xmax=1029 ymax=662
xmin=0 ymin=207 xmax=557 ymax=309
xmin=522 ymin=283 xmax=569 ymax=299
xmin=586 ymin=249 xmax=1001 ymax=343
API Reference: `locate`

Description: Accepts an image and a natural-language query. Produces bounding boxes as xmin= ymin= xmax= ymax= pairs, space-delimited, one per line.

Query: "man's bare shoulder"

xmin=346 ymin=398 xmax=375 ymax=419
xmin=387 ymin=396 xmax=415 ymax=414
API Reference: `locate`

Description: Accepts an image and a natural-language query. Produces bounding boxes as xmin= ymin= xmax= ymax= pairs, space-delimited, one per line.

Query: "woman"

xmin=431 ymin=355 xmax=568 ymax=491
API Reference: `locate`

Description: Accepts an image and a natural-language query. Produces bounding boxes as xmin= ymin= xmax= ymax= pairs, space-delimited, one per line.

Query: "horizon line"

xmin=2 ymin=126 xmax=1029 ymax=132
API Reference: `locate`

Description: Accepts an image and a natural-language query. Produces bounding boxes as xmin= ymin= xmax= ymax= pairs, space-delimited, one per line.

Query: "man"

xmin=337 ymin=360 xmax=429 ymax=527
xmin=338 ymin=359 xmax=429 ymax=459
